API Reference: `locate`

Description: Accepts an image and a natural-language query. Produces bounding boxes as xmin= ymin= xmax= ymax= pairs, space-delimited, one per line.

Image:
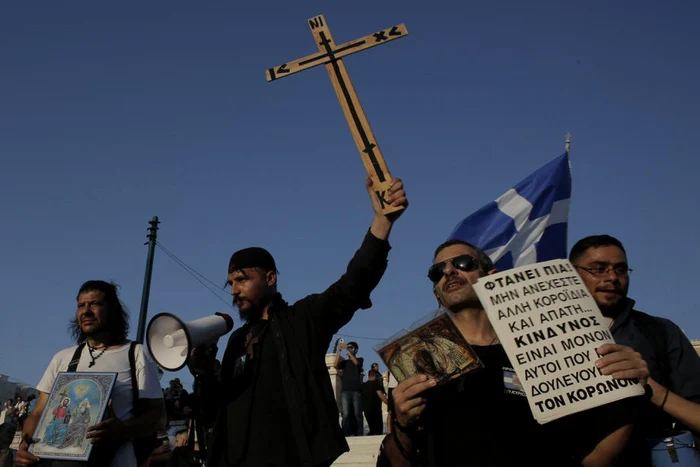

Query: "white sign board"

xmin=472 ymin=259 xmax=644 ymax=424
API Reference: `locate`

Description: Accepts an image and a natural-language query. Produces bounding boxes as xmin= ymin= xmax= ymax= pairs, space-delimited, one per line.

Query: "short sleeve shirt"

xmin=36 ymin=342 xmax=163 ymax=467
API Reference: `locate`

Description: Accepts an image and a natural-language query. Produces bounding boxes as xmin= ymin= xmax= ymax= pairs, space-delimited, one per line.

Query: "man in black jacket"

xmin=570 ymin=235 xmax=700 ymax=443
xmin=190 ymin=177 xmax=408 ymax=467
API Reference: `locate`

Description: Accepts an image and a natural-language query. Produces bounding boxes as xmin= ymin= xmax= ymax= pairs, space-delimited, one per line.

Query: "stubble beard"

xmin=440 ymin=281 xmax=482 ymax=312
xmin=81 ymin=317 xmax=106 ymax=339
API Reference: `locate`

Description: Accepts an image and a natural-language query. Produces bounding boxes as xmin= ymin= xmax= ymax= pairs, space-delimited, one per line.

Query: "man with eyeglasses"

xmin=378 ymin=239 xmax=650 ymax=466
xmin=570 ymin=235 xmax=700 ymax=450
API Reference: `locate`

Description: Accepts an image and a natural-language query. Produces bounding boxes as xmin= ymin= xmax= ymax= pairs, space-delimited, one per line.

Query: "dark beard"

xmin=238 ymin=305 xmax=263 ymax=323
xmin=596 ymin=295 xmax=630 ymax=319
xmin=599 ymin=303 xmax=624 ymax=319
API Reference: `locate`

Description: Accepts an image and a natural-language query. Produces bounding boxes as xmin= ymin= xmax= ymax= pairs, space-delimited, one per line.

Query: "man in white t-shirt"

xmin=16 ymin=280 xmax=166 ymax=467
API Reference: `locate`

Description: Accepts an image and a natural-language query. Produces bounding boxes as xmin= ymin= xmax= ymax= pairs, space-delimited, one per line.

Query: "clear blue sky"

xmin=1 ymin=1 xmax=698 ymax=390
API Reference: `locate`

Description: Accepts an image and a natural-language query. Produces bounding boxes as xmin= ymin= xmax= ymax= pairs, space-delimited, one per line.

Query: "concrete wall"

xmin=692 ymin=340 xmax=700 ymax=357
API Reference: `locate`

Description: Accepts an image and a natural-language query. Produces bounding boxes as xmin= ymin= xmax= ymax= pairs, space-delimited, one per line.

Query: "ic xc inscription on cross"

xmin=266 ymin=15 xmax=408 ymax=214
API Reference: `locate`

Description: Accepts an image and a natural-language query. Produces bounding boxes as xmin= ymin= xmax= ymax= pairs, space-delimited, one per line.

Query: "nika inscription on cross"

xmin=266 ymin=15 xmax=408 ymax=214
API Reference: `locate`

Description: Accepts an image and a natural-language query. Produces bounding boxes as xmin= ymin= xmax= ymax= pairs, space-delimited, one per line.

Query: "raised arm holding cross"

xmin=266 ymin=14 xmax=408 ymax=215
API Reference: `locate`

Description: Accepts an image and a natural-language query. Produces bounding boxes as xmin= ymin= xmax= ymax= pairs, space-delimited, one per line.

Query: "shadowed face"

xmin=432 ymin=244 xmax=487 ymax=311
xmin=76 ymin=291 xmax=108 ymax=337
xmin=227 ymin=268 xmax=276 ymax=321
xmin=573 ymin=245 xmax=630 ymax=317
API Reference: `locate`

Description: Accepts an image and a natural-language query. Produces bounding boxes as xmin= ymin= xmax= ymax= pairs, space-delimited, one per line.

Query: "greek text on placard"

xmin=514 ymin=316 xmax=602 ymax=348
xmin=539 ymin=304 xmax=593 ymax=323
xmin=522 ymin=275 xmax=582 ymax=295
xmin=515 ymin=343 xmax=558 ymax=365
xmin=531 ymin=289 xmax=588 ymax=309
xmin=498 ymin=301 xmax=532 ymax=320
xmin=535 ymin=382 xmax=638 ymax=414
xmin=531 ymin=366 xmax=600 ymax=396
xmin=561 ymin=329 xmax=612 ymax=351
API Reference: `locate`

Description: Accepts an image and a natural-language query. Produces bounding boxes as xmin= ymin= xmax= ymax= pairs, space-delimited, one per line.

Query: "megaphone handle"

xmin=187 ymin=416 xmax=196 ymax=449
xmin=190 ymin=374 xmax=208 ymax=460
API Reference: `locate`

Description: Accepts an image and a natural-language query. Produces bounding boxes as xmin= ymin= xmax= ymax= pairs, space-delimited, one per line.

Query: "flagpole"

xmin=565 ymin=132 xmax=571 ymax=155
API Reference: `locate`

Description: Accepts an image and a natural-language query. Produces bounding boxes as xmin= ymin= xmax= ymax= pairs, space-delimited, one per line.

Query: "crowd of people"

xmin=143 ymin=378 xmax=202 ymax=467
xmin=0 ymin=396 xmax=37 ymax=467
xmin=0 ymin=396 xmax=36 ymax=433
xmin=5 ymin=177 xmax=700 ymax=467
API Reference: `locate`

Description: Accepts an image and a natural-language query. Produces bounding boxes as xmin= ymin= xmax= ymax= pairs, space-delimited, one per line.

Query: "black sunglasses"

xmin=428 ymin=254 xmax=479 ymax=283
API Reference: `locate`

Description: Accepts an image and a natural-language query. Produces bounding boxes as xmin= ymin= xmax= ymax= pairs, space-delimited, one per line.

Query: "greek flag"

xmin=447 ymin=153 xmax=571 ymax=271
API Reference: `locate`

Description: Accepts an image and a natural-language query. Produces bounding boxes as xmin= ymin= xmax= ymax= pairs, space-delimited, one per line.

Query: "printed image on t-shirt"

xmin=503 ymin=368 xmax=525 ymax=396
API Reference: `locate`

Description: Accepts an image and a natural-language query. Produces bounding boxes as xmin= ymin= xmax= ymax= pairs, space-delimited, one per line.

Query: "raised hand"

xmin=368 ymin=177 xmax=408 ymax=240
xmin=367 ymin=177 xmax=408 ymax=222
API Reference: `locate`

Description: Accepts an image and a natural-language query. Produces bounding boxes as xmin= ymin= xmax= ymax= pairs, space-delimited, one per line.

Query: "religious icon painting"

xmin=29 ymin=372 xmax=117 ymax=461
xmin=374 ymin=308 xmax=484 ymax=385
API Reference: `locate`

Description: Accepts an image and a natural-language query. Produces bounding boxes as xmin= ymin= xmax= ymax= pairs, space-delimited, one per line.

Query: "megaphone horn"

xmin=146 ymin=312 xmax=234 ymax=371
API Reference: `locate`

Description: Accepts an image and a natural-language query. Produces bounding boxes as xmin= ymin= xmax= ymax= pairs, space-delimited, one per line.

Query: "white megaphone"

xmin=146 ymin=312 xmax=234 ymax=371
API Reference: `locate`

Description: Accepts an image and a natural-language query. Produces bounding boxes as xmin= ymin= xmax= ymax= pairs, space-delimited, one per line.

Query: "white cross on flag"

xmin=447 ymin=153 xmax=572 ymax=270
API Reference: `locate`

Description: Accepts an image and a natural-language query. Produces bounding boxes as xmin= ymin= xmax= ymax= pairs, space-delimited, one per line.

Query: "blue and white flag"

xmin=447 ymin=153 xmax=571 ymax=271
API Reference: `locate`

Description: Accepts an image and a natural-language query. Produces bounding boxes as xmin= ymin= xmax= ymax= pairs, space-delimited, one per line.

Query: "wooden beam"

xmin=266 ymin=22 xmax=408 ymax=82
xmin=266 ymin=14 xmax=408 ymax=214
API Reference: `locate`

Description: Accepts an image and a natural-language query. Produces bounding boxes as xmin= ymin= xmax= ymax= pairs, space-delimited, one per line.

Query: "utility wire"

xmin=156 ymin=241 xmax=234 ymax=310
xmin=334 ymin=333 xmax=386 ymax=341
xmin=156 ymin=243 xmax=390 ymax=342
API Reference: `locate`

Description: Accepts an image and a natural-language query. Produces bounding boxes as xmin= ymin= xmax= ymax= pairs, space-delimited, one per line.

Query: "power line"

xmin=157 ymin=242 xmax=227 ymax=291
xmin=334 ymin=333 xmax=386 ymax=341
xmin=156 ymin=242 xmax=234 ymax=310
xmin=154 ymin=243 xmax=388 ymax=342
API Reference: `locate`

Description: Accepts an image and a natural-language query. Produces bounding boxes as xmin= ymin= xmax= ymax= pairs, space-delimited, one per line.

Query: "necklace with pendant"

xmin=87 ymin=343 xmax=107 ymax=368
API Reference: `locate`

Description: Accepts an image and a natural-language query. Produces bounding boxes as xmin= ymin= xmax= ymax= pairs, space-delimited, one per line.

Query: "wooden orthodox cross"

xmin=266 ymin=15 xmax=408 ymax=214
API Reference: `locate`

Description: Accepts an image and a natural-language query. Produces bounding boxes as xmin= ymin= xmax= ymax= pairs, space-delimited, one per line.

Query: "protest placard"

xmin=472 ymin=259 xmax=644 ymax=423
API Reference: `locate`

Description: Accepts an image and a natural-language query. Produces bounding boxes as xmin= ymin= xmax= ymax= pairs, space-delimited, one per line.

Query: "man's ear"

xmin=266 ymin=270 xmax=277 ymax=287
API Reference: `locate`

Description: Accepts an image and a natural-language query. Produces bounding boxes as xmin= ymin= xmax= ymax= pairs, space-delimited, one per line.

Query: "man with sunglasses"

xmin=570 ymin=235 xmax=700 ymax=451
xmin=378 ymin=239 xmax=650 ymax=466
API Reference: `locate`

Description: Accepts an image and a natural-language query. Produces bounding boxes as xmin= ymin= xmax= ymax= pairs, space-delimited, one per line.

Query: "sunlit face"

xmin=432 ymin=244 xmax=489 ymax=311
xmin=77 ymin=291 xmax=108 ymax=337
xmin=226 ymin=268 xmax=275 ymax=321
xmin=573 ymin=245 xmax=630 ymax=316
